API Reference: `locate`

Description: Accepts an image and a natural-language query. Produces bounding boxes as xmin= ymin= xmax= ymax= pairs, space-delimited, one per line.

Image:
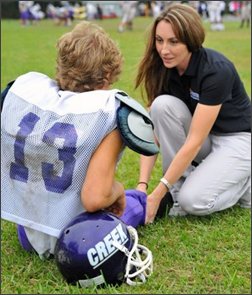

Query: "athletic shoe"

xmin=168 ymin=202 xmax=188 ymax=217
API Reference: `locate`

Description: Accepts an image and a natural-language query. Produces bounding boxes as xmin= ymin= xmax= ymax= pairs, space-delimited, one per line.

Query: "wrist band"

xmin=160 ymin=177 xmax=172 ymax=191
xmin=137 ymin=182 xmax=148 ymax=189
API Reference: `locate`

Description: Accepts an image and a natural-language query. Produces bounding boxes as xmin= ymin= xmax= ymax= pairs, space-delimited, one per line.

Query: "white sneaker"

xmin=168 ymin=202 xmax=187 ymax=217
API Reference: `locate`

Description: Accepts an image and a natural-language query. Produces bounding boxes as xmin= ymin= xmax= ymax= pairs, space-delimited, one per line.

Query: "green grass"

xmin=1 ymin=17 xmax=251 ymax=294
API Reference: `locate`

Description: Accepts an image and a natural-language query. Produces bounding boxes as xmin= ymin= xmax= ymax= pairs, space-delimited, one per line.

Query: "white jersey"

xmin=1 ymin=72 xmax=121 ymax=239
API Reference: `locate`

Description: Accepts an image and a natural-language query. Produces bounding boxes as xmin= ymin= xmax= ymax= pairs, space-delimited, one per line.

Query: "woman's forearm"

xmin=137 ymin=154 xmax=158 ymax=190
xmin=153 ymin=142 xmax=201 ymax=199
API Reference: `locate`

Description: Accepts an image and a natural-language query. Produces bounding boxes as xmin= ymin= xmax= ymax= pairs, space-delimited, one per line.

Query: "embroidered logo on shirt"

xmin=190 ymin=89 xmax=199 ymax=101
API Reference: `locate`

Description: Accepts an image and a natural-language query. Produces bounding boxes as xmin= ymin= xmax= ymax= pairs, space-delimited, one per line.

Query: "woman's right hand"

xmin=145 ymin=192 xmax=162 ymax=224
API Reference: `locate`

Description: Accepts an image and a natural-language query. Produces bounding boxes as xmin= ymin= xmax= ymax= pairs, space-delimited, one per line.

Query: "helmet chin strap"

xmin=112 ymin=226 xmax=153 ymax=286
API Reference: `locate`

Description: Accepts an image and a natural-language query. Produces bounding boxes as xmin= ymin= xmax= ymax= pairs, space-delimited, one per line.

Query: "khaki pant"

xmin=150 ymin=95 xmax=251 ymax=215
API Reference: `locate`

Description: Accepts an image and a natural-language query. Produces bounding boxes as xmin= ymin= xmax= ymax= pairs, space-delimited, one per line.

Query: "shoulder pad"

xmin=116 ymin=92 xmax=159 ymax=156
xmin=115 ymin=92 xmax=152 ymax=123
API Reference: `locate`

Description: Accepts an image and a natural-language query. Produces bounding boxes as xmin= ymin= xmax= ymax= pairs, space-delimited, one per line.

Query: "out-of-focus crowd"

xmin=18 ymin=1 xmax=251 ymax=31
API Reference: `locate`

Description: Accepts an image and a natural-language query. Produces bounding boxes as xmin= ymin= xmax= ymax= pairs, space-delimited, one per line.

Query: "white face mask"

xmin=113 ymin=225 xmax=153 ymax=286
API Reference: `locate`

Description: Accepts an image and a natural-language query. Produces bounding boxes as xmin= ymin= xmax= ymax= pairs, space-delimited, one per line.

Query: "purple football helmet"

xmin=54 ymin=211 xmax=153 ymax=287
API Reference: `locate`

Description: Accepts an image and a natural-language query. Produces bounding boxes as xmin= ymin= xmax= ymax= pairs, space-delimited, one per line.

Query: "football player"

xmin=1 ymin=21 xmax=158 ymax=261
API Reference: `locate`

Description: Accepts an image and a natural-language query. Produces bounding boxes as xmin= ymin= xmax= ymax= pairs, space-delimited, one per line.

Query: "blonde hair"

xmin=135 ymin=3 xmax=205 ymax=106
xmin=56 ymin=21 xmax=123 ymax=92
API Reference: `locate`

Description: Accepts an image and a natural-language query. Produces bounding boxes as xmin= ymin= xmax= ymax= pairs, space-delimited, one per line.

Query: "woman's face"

xmin=155 ymin=20 xmax=191 ymax=75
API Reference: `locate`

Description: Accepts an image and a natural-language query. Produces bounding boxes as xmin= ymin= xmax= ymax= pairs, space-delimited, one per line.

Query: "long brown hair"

xmin=135 ymin=3 xmax=205 ymax=106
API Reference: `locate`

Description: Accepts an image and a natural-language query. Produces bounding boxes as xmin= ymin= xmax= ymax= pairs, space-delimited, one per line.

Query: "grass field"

xmin=1 ymin=16 xmax=251 ymax=294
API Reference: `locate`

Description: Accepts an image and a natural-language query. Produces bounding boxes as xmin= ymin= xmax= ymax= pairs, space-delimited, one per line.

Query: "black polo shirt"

xmin=165 ymin=47 xmax=251 ymax=133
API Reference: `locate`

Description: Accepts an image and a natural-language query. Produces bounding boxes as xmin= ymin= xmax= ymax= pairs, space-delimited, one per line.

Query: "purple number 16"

xmin=10 ymin=112 xmax=77 ymax=193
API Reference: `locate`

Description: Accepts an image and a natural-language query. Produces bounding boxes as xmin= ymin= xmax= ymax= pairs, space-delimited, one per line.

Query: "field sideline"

xmin=1 ymin=16 xmax=251 ymax=294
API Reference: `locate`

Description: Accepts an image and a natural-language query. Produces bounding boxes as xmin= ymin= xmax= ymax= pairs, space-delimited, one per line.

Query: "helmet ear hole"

xmin=54 ymin=211 xmax=153 ymax=287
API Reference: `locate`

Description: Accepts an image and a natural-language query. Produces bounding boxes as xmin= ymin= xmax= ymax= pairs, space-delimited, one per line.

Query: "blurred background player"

xmin=151 ymin=1 xmax=163 ymax=18
xmin=46 ymin=2 xmax=73 ymax=26
xmin=18 ymin=1 xmax=44 ymax=26
xmin=29 ymin=3 xmax=45 ymax=24
xmin=118 ymin=1 xmax=138 ymax=32
xmin=207 ymin=1 xmax=225 ymax=31
xmin=18 ymin=1 xmax=32 ymax=26
xmin=239 ymin=1 xmax=251 ymax=28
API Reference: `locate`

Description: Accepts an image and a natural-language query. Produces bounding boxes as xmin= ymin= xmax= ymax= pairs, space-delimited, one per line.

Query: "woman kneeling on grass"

xmin=135 ymin=3 xmax=251 ymax=223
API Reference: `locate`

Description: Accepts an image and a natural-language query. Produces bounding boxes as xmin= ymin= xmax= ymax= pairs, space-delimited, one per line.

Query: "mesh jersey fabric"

xmin=1 ymin=72 xmax=121 ymax=237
